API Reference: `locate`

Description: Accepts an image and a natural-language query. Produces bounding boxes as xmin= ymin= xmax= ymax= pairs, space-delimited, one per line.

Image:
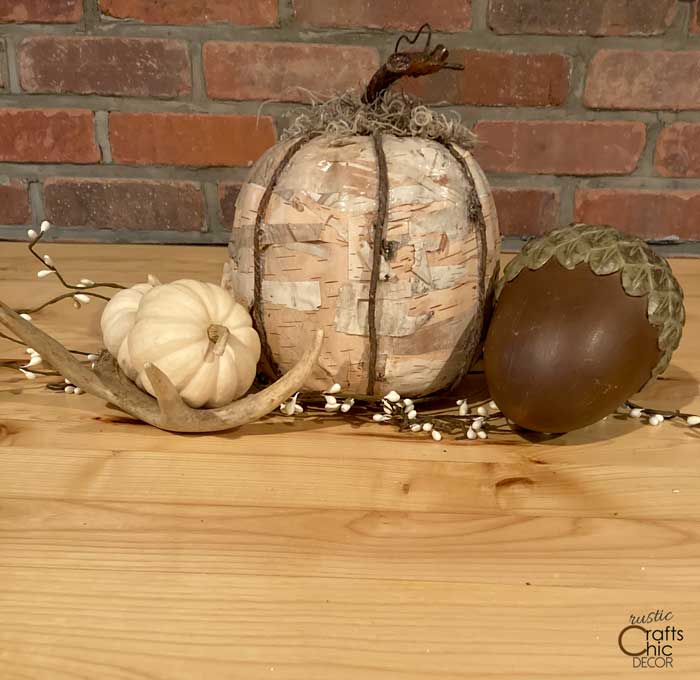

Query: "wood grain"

xmin=1 ymin=242 xmax=699 ymax=679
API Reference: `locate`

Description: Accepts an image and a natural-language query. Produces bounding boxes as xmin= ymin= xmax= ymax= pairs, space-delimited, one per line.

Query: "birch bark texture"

xmin=222 ymin=133 xmax=500 ymax=396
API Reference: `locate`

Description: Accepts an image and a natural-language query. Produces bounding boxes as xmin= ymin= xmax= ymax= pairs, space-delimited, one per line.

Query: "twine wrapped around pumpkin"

xmin=223 ymin=26 xmax=501 ymax=396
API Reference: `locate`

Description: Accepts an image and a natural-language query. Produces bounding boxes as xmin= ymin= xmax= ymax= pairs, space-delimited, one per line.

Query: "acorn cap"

xmin=498 ymin=224 xmax=685 ymax=380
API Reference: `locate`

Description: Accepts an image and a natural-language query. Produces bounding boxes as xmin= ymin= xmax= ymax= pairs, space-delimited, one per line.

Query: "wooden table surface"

xmin=1 ymin=242 xmax=699 ymax=679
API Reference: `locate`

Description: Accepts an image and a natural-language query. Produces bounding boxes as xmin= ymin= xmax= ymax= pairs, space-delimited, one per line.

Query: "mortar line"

xmin=190 ymin=39 xmax=206 ymax=105
xmin=202 ymin=181 xmax=224 ymax=235
xmin=27 ymin=179 xmax=44 ymax=228
xmin=93 ymin=111 xmax=112 ymax=164
xmin=82 ymin=0 xmax=101 ymax=32
xmin=5 ymin=36 xmax=21 ymax=94
xmin=0 ymin=21 xmax=697 ymax=51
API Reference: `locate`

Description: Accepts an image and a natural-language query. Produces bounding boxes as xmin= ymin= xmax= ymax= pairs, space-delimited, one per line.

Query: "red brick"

xmin=293 ymin=0 xmax=471 ymax=31
xmin=585 ymin=50 xmax=700 ymax=110
xmin=492 ymin=188 xmax=559 ymax=236
xmin=473 ymin=120 xmax=646 ymax=176
xmin=44 ymin=178 xmax=205 ymax=231
xmin=99 ymin=0 xmax=276 ymax=26
xmin=18 ymin=37 xmax=191 ymax=99
xmin=0 ymin=0 xmax=82 ymax=23
xmin=0 ymin=109 xmax=99 ymax=164
xmin=489 ymin=0 xmax=676 ymax=36
xmin=0 ymin=179 xmax=30 ymax=224
xmin=655 ymin=123 xmax=700 ymax=177
xmin=204 ymin=42 xmax=379 ymax=103
xmin=402 ymin=49 xmax=570 ymax=107
xmin=109 ymin=113 xmax=276 ymax=168
xmin=219 ymin=182 xmax=241 ymax=228
xmin=575 ymin=189 xmax=700 ymax=240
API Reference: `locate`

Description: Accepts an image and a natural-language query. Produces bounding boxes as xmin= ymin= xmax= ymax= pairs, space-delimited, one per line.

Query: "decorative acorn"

xmin=484 ymin=224 xmax=685 ymax=433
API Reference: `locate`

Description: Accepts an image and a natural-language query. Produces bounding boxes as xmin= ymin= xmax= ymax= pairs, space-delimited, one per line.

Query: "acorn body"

xmin=484 ymin=224 xmax=685 ymax=433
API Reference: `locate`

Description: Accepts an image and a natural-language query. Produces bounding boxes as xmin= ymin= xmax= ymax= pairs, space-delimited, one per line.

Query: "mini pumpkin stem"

xmin=207 ymin=324 xmax=230 ymax=356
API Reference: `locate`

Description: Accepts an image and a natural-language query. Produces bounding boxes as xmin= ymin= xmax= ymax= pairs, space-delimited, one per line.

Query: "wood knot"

xmin=494 ymin=476 xmax=535 ymax=491
xmin=382 ymin=239 xmax=399 ymax=261
xmin=0 ymin=422 xmax=13 ymax=444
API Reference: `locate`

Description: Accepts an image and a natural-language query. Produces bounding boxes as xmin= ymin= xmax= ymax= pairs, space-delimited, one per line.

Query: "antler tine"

xmin=143 ymin=361 xmax=192 ymax=421
xmin=208 ymin=328 xmax=324 ymax=427
xmin=0 ymin=299 xmax=167 ymax=425
xmin=0 ymin=299 xmax=115 ymax=403
xmin=0 ymin=298 xmax=325 ymax=434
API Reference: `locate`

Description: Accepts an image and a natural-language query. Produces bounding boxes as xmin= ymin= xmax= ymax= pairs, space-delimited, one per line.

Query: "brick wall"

xmin=1 ymin=0 xmax=700 ymax=244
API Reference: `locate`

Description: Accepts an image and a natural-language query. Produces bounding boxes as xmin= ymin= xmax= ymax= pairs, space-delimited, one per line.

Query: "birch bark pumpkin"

xmin=222 ymin=133 xmax=500 ymax=396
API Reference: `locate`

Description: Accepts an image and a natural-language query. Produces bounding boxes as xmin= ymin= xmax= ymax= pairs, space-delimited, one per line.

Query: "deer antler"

xmin=0 ymin=299 xmax=323 ymax=433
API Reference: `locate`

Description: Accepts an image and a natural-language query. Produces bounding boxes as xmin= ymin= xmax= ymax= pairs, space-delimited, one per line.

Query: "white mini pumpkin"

xmin=119 ymin=279 xmax=261 ymax=408
xmin=100 ymin=275 xmax=160 ymax=356
xmin=101 ymin=283 xmax=152 ymax=356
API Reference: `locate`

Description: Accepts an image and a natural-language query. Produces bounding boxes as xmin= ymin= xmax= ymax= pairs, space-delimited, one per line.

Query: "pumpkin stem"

xmin=207 ymin=324 xmax=230 ymax=356
xmin=362 ymin=24 xmax=464 ymax=104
